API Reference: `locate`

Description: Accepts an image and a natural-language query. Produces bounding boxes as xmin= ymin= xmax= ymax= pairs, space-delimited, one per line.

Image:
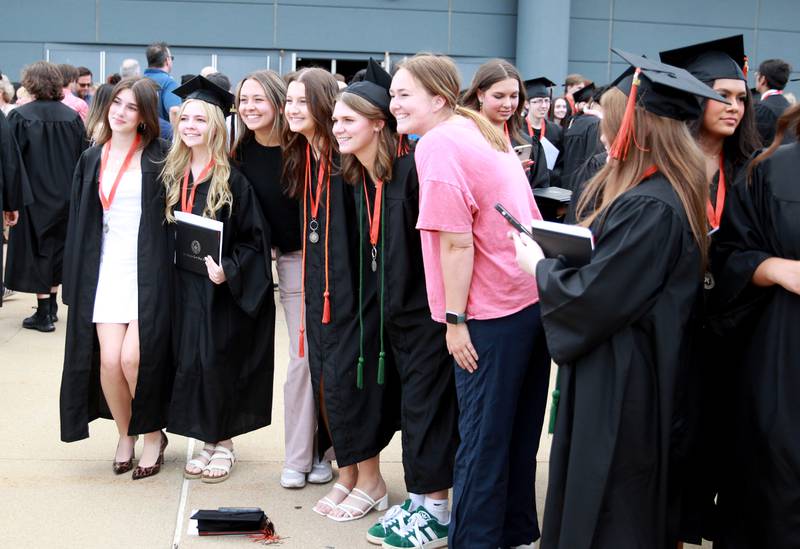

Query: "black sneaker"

xmin=22 ymin=309 xmax=55 ymax=332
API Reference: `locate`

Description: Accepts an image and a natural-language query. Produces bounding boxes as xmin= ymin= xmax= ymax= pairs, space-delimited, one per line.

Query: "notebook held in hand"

xmin=174 ymin=211 xmax=223 ymax=275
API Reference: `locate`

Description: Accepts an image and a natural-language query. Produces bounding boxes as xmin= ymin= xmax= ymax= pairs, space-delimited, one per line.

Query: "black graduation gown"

xmin=167 ymin=168 xmax=275 ymax=442
xmin=536 ymin=174 xmax=703 ymax=549
xmin=4 ymin=101 xmax=86 ymax=293
xmin=0 ymin=110 xmax=30 ymax=305
xmin=355 ymin=153 xmax=457 ymax=490
xmin=561 ymin=114 xmax=603 ymax=191
xmin=303 ymin=158 xmax=397 ymax=467
xmin=712 ymin=143 xmax=800 ymax=549
xmin=59 ymin=139 xmax=173 ymax=442
xmin=565 ymin=151 xmax=607 ymax=225
xmin=512 ymin=133 xmax=549 ymax=189
xmin=754 ymin=93 xmax=792 ymax=147
xmin=527 ymin=119 xmax=565 ymax=188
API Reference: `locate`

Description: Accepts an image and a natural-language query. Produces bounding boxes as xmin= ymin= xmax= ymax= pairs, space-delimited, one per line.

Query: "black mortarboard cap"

xmin=659 ymin=35 xmax=747 ymax=83
xmin=173 ymin=75 xmax=235 ymax=114
xmin=610 ymin=48 xmax=728 ymax=121
xmin=524 ymin=77 xmax=556 ymax=98
xmin=572 ymin=82 xmax=596 ymax=103
xmin=345 ymin=58 xmax=392 ymax=120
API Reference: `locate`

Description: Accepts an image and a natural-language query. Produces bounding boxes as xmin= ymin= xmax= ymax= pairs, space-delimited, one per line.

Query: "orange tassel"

xmin=609 ymin=67 xmax=641 ymax=161
xmin=322 ymin=291 xmax=331 ymax=324
xmin=743 ymin=55 xmax=749 ymax=79
xmin=298 ymin=328 xmax=305 ymax=358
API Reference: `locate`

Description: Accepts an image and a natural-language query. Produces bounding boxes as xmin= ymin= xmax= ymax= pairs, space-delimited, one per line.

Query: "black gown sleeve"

xmin=529 ymin=138 xmax=550 ymax=189
xmin=62 ymin=151 xmax=90 ymax=307
xmin=536 ymin=194 xmax=687 ymax=364
xmin=220 ymin=173 xmax=272 ymax=317
xmin=0 ymin=112 xmax=22 ymax=211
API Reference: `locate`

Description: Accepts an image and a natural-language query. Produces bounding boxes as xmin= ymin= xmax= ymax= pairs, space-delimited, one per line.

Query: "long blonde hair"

xmin=397 ymin=53 xmax=507 ymax=152
xmin=577 ymin=87 xmax=709 ymax=264
xmin=163 ymin=99 xmax=233 ymax=222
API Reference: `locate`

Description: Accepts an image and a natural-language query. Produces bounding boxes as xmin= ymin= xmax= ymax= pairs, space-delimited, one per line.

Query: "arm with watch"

xmin=439 ymin=230 xmax=479 ymax=373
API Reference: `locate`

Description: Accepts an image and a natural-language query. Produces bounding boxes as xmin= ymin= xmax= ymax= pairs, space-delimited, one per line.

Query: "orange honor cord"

xmin=180 ymin=159 xmax=216 ymax=213
xmin=706 ymin=154 xmax=726 ymax=230
xmin=609 ymin=67 xmax=642 ymax=161
xmin=525 ymin=117 xmax=545 ymax=141
xmin=503 ymin=121 xmax=510 ymax=143
xmin=98 ymin=134 xmax=141 ymax=212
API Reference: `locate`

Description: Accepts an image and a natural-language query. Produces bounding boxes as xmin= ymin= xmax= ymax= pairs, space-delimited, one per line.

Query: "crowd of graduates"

xmin=0 ymin=33 xmax=798 ymax=549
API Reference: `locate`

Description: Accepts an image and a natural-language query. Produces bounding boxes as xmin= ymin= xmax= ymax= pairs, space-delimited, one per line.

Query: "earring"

xmin=137 ymin=122 xmax=145 ymax=132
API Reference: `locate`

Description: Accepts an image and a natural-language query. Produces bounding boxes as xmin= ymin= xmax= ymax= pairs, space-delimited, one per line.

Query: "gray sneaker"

xmin=307 ymin=459 xmax=332 ymax=484
xmin=280 ymin=467 xmax=306 ymax=489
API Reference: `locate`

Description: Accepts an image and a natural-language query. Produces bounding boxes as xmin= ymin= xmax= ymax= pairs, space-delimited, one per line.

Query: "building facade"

xmin=2 ymin=0 xmax=798 ymax=94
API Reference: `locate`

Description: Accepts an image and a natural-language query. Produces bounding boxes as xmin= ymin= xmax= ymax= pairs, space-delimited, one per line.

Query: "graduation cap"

xmin=524 ymin=77 xmax=556 ymax=99
xmin=608 ymin=48 xmax=728 ymax=160
xmin=173 ymin=74 xmax=235 ymax=114
xmin=572 ymin=82 xmax=596 ymax=103
xmin=345 ymin=58 xmax=392 ymax=120
xmin=659 ymin=35 xmax=747 ymax=83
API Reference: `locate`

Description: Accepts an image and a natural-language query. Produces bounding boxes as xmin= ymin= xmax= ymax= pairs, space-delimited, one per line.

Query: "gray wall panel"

xmin=758 ymin=0 xmax=800 ymax=32
xmin=569 ymin=18 xmax=610 ymax=63
xmin=0 ymin=43 xmax=48 ymax=82
xmin=570 ymin=0 xmax=609 ymax=20
xmin=450 ymin=13 xmax=517 ymax=58
xmin=3 ymin=0 xmax=96 ymax=43
xmin=613 ymin=0 xmax=757 ymax=28
xmin=453 ymin=0 xmax=516 ymax=15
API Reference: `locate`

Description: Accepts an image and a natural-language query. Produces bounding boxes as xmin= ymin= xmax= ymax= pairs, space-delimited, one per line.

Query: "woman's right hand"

xmin=509 ymin=230 xmax=544 ymax=276
xmin=754 ymin=257 xmax=800 ymax=295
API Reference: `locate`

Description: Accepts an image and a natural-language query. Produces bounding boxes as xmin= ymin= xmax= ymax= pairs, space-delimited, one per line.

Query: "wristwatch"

xmin=445 ymin=311 xmax=467 ymax=325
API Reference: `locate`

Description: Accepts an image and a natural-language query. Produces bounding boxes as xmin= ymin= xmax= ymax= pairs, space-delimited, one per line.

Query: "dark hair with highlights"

xmin=21 ymin=61 xmax=64 ymax=101
xmin=95 ymin=77 xmax=160 ymax=149
xmin=461 ymin=59 xmax=526 ymax=144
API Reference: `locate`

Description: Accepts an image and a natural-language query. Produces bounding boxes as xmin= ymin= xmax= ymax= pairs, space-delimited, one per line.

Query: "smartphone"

xmin=513 ymin=144 xmax=532 ymax=162
xmin=494 ymin=202 xmax=532 ymax=237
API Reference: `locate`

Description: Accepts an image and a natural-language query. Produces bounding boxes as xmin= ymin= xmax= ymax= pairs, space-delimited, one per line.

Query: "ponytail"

xmin=453 ymin=105 xmax=507 ymax=152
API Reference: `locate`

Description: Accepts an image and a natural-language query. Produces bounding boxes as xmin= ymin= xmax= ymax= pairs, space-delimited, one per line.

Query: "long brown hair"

xmin=397 ymin=53 xmax=507 ymax=152
xmin=577 ymin=87 xmax=709 ymax=264
xmin=281 ymin=68 xmax=340 ymax=198
xmin=460 ymin=59 xmax=526 ymax=143
xmin=231 ymin=70 xmax=286 ymax=156
xmin=748 ymin=102 xmax=800 ymax=177
xmin=337 ymin=92 xmax=397 ymax=185
xmin=96 ymin=77 xmax=160 ymax=149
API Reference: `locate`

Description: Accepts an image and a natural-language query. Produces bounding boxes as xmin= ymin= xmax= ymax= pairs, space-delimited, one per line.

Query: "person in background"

xmin=550 ymin=96 xmax=569 ymax=128
xmin=120 ymin=59 xmax=141 ymax=79
xmin=84 ymin=83 xmax=115 ymax=144
xmin=524 ymin=77 xmax=563 ymax=186
xmin=513 ymin=50 xmax=725 ymax=549
xmin=60 ymin=77 xmax=172 ymax=480
xmin=562 ymin=73 xmax=586 ymax=122
xmin=461 ymin=59 xmax=549 ymax=189
xmin=58 ymin=64 xmax=88 ymax=122
xmin=659 ymin=34 xmax=760 ymax=544
xmin=106 ymin=73 xmax=121 ymax=86
xmin=1 ymin=109 xmax=26 ymax=305
xmin=230 ymin=70 xmax=319 ymax=490
xmin=4 ymin=61 xmax=87 ymax=332
xmin=76 ymin=66 xmax=93 ymax=105
xmin=14 ymin=85 xmax=33 ymax=106
xmin=560 ymin=84 xmax=605 ymax=191
xmin=391 ymin=53 xmax=551 ymax=549
xmin=166 ymin=76 xmax=275 ymax=485
xmin=711 ymin=103 xmax=800 ymax=549
xmin=753 ymin=58 xmax=793 ymax=145
xmin=143 ymin=41 xmax=180 ymax=140
xmin=0 ymin=74 xmax=15 ymax=115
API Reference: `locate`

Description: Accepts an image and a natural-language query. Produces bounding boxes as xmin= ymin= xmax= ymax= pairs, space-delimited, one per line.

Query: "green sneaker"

xmin=381 ymin=506 xmax=448 ymax=549
xmin=366 ymin=498 xmax=413 ymax=544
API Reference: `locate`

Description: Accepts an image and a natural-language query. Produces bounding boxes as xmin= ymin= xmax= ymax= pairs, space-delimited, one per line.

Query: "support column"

xmin=516 ymin=0 xmax=572 ymax=85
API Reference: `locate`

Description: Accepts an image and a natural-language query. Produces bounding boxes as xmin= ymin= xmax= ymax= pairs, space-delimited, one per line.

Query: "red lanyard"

xmin=640 ymin=164 xmax=658 ymax=181
xmin=181 ymin=159 xmax=216 ymax=213
xmin=362 ymin=172 xmax=384 ymax=247
xmin=706 ymin=154 xmax=726 ymax=230
xmin=762 ymin=89 xmax=783 ymax=100
xmin=526 ymin=118 xmax=545 ymax=141
xmin=305 ymin=143 xmax=328 ymax=219
xmin=98 ymin=134 xmax=141 ymax=211
xmin=503 ymin=122 xmax=510 ymax=143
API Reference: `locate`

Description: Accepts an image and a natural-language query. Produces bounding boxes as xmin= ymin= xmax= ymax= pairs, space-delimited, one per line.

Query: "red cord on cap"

xmin=609 ymin=67 xmax=642 ymax=161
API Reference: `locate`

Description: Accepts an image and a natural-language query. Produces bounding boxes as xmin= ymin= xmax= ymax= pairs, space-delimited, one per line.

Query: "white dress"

xmin=92 ymin=168 xmax=142 ymax=323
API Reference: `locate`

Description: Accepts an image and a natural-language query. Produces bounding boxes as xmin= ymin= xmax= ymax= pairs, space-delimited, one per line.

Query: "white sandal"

xmin=201 ymin=445 xmax=235 ymax=484
xmin=184 ymin=445 xmax=215 ymax=479
xmin=327 ymin=488 xmax=389 ymax=522
xmin=312 ymin=482 xmax=351 ymax=517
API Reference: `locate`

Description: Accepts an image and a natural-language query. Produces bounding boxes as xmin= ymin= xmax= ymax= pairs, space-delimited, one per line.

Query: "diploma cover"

xmin=530 ymin=219 xmax=594 ymax=267
xmin=174 ymin=211 xmax=223 ymax=275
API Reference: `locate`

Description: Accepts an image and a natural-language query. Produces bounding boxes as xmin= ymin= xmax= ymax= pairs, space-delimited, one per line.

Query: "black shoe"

xmin=50 ymin=293 xmax=59 ymax=322
xmin=22 ymin=310 xmax=55 ymax=332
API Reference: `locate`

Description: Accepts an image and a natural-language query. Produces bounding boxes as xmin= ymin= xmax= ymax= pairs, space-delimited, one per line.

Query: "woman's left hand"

xmin=205 ymin=256 xmax=227 ymax=285
xmin=509 ymin=230 xmax=544 ymax=276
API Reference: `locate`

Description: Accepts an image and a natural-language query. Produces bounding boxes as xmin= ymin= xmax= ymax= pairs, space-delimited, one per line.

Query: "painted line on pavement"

xmin=172 ymin=438 xmax=195 ymax=549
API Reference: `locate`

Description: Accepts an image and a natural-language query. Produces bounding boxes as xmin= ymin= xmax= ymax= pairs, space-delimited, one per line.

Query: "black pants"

xmin=449 ymin=304 xmax=551 ymax=548
xmin=386 ymin=316 xmax=458 ymax=494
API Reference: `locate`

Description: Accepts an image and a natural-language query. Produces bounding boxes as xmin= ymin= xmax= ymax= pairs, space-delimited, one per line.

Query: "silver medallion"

xmin=103 ymin=222 xmax=109 ymax=234
xmin=371 ymin=246 xmax=378 ymax=272
xmin=309 ymin=230 xmax=320 ymax=244
xmin=703 ymin=271 xmax=715 ymax=290
xmin=309 ymin=219 xmax=320 ymax=244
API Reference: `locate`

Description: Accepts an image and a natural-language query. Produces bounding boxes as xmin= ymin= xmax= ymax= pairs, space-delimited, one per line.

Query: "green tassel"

xmin=548 ymin=388 xmax=560 ymax=434
xmin=377 ymin=351 xmax=385 ymax=385
xmin=357 ymin=356 xmax=364 ymax=389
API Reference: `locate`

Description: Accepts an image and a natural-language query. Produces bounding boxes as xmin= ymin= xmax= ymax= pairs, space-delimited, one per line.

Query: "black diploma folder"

xmin=530 ymin=219 xmax=594 ymax=267
xmin=174 ymin=211 xmax=223 ymax=275
xmin=191 ymin=508 xmax=269 ymax=536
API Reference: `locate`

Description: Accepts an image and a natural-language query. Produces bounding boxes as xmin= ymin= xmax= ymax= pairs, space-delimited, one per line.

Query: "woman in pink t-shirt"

xmin=389 ymin=53 xmax=551 ymax=549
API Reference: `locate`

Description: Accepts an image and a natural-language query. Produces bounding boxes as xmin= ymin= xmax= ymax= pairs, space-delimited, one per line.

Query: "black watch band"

xmin=445 ymin=311 xmax=467 ymax=325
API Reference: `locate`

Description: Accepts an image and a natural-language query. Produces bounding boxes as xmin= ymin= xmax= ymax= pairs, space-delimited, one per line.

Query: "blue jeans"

xmin=449 ymin=303 xmax=551 ymax=548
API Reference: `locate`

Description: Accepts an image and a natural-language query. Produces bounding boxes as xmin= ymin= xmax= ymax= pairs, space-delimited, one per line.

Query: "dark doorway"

xmin=294 ymin=57 xmax=371 ymax=84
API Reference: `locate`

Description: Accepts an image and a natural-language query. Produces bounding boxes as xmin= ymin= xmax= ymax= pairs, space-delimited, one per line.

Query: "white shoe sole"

xmin=280 ymin=477 xmax=306 ymax=489
xmin=307 ymin=471 xmax=333 ymax=484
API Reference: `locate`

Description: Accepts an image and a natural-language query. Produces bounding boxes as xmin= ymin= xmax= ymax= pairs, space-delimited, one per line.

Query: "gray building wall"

xmin=1 ymin=1 xmax=798 ymax=95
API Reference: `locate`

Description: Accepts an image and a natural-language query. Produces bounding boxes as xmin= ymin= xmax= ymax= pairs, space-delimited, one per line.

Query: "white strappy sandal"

xmin=312 ymin=482 xmax=351 ymax=517
xmin=327 ymin=488 xmax=389 ymax=522
xmin=201 ymin=445 xmax=236 ymax=484
xmin=184 ymin=444 xmax=215 ymax=479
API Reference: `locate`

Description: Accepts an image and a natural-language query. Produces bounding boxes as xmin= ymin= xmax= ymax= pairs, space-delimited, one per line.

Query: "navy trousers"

xmin=448 ymin=303 xmax=551 ymax=548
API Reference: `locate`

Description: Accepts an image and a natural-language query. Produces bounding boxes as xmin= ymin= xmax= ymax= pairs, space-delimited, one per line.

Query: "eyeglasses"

xmin=78 ymin=82 xmax=92 ymax=88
